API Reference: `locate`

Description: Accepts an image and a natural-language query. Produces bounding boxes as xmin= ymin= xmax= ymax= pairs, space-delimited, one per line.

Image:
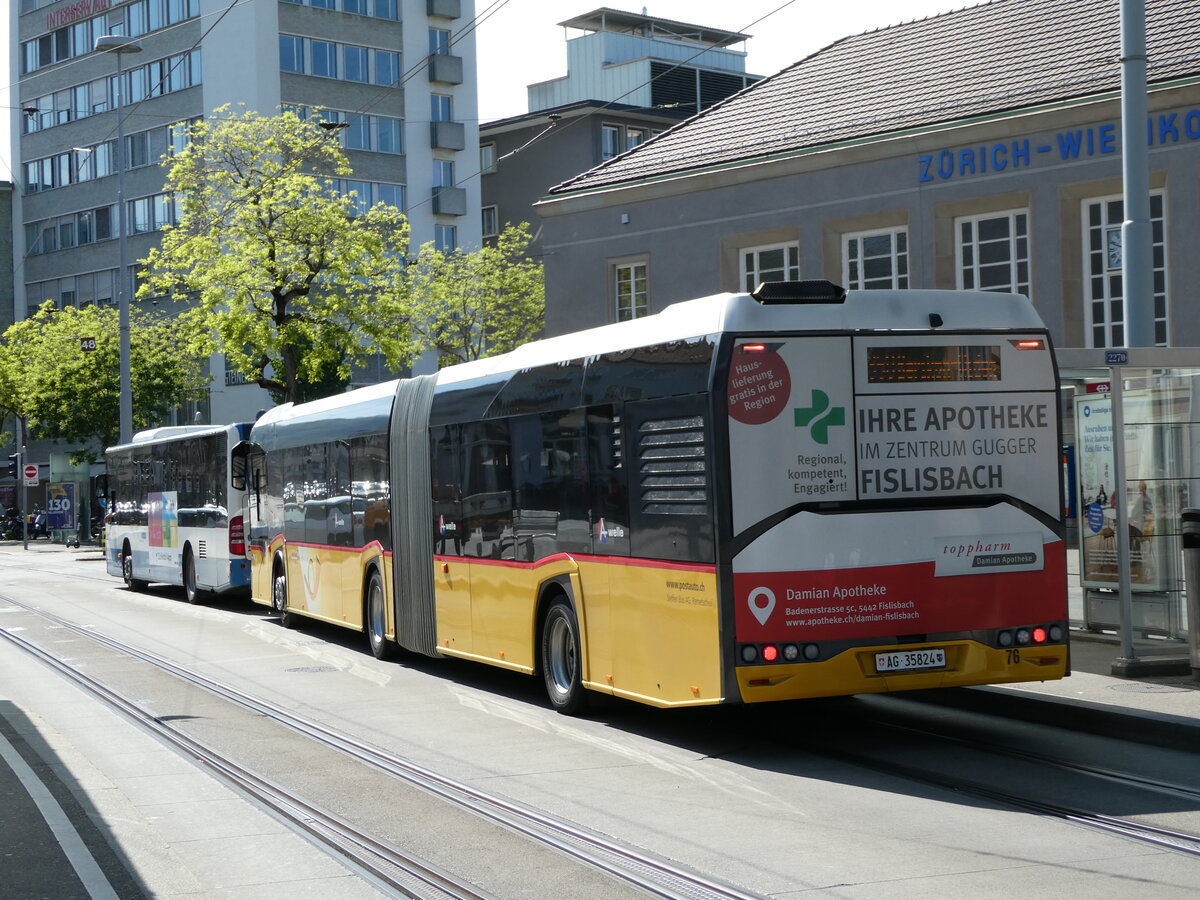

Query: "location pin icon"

xmin=747 ymin=587 xmax=776 ymax=626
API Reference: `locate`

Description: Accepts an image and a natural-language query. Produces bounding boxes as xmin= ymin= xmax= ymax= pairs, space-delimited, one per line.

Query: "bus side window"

xmin=328 ymin=440 xmax=352 ymax=547
xmin=461 ymin=421 xmax=513 ymax=559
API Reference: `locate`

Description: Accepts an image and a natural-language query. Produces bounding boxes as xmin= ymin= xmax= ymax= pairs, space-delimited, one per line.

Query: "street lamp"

xmin=96 ymin=35 xmax=142 ymax=445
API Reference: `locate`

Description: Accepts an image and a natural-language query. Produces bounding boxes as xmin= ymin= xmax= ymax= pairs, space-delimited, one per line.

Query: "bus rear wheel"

xmin=183 ymin=549 xmax=208 ymax=605
xmin=273 ymin=565 xmax=296 ymax=629
xmin=365 ymin=570 xmax=397 ymax=660
xmin=541 ymin=599 xmax=587 ymax=715
xmin=122 ymin=544 xmax=148 ymax=592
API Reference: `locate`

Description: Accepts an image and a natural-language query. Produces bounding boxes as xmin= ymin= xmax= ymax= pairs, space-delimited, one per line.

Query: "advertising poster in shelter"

xmin=1074 ymin=391 xmax=1167 ymax=591
xmin=46 ymin=483 xmax=75 ymax=531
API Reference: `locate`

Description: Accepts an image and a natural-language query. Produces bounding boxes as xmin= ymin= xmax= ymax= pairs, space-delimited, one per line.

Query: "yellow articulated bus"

xmin=240 ymin=281 xmax=1068 ymax=714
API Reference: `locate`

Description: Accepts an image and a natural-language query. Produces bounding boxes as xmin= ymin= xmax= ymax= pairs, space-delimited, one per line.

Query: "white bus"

xmin=105 ymin=423 xmax=252 ymax=603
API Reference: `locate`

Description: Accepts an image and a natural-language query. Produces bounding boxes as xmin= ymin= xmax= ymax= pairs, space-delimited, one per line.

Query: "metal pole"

xmin=1111 ymin=374 xmax=1136 ymax=662
xmin=1120 ymin=0 xmax=1154 ymax=347
xmin=97 ymin=36 xmax=141 ymax=444
xmin=18 ymin=417 xmax=28 ymax=552
xmin=1114 ymin=0 xmax=1152 ymax=665
xmin=115 ymin=51 xmax=133 ymax=445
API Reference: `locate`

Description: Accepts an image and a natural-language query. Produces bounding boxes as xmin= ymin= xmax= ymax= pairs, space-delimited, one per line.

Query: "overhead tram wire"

xmin=400 ymin=0 xmax=801 ymax=219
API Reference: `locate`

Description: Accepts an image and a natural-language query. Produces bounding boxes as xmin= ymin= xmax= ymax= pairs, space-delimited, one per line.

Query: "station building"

xmin=8 ymin=0 xmax=480 ymax=425
xmin=535 ymin=0 xmax=1198 ymax=351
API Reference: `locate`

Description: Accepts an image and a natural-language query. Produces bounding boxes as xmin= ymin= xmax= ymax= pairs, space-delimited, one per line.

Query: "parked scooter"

xmin=1 ymin=508 xmax=24 ymax=540
xmin=30 ymin=508 xmax=50 ymax=540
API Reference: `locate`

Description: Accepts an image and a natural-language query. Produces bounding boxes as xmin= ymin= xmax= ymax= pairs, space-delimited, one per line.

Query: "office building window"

xmin=280 ymin=35 xmax=304 ymax=73
xmin=311 ymin=40 xmax=337 ymax=77
xmin=344 ymin=115 xmax=372 ymax=150
xmin=431 ymin=94 xmax=453 ymax=122
xmin=601 ymin=124 xmax=621 ymax=160
xmin=480 ymin=143 xmax=496 ymax=173
xmin=376 ymin=183 xmax=404 ymax=210
xmin=434 ymin=159 xmax=455 ymax=188
xmin=375 ymin=49 xmax=399 ymax=86
xmin=741 ymin=243 xmax=799 ymax=292
xmin=429 ymin=28 xmax=451 ymax=54
xmin=957 ymin=210 xmax=1030 ymax=297
xmin=615 ymin=262 xmax=648 ymax=321
xmin=844 ymin=228 xmax=908 ymax=290
xmin=343 ymin=45 xmax=369 ymax=82
xmin=481 ymin=206 xmax=498 ymax=238
xmin=376 ymin=117 xmax=403 ymax=154
xmin=1083 ymin=193 xmax=1167 ymax=347
xmin=435 ymin=225 xmax=457 ymax=252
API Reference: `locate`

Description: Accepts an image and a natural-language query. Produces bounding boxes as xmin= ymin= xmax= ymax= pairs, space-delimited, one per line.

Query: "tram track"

xmin=5 ymin=552 xmax=1200 ymax=888
xmin=782 ymin=697 xmax=1200 ymax=862
xmin=0 ymin=592 xmax=766 ymax=900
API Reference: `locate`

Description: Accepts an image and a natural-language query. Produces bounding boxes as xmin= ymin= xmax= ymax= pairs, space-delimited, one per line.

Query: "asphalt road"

xmin=2 ymin=544 xmax=1199 ymax=899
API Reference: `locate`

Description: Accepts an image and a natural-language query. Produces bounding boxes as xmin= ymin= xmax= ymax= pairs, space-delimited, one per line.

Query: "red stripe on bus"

xmin=433 ymin=552 xmax=716 ymax=573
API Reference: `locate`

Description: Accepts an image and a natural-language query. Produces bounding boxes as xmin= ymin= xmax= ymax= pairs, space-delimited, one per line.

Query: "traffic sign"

xmin=23 ymin=464 xmax=39 ymax=486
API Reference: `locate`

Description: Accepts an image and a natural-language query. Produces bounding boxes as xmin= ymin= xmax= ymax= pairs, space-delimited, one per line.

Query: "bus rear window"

xmin=866 ymin=345 xmax=1001 ymax=383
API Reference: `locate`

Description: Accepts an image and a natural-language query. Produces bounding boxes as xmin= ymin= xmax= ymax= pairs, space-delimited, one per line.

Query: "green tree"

xmin=0 ymin=301 xmax=206 ymax=459
xmin=139 ymin=107 xmax=414 ymax=404
xmin=404 ymin=223 xmax=545 ymax=367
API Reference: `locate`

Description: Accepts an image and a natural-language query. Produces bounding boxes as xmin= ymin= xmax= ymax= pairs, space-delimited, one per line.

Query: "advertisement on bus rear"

xmin=726 ymin=338 xmax=856 ymax=535
xmin=727 ymin=335 xmax=1064 ymax=644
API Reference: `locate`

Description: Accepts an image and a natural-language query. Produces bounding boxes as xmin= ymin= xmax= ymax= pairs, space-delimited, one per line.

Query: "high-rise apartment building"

xmin=10 ymin=0 xmax=479 ymax=423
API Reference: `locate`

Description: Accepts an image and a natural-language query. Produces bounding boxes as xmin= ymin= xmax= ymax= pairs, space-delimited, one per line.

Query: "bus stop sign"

xmin=23 ymin=464 xmax=39 ymax=486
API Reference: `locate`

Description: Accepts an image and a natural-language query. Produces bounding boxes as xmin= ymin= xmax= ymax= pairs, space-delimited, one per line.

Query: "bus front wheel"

xmin=273 ymin=565 xmax=296 ymax=629
xmin=365 ymin=569 xmax=397 ymax=660
xmin=122 ymin=545 xmax=148 ymax=593
xmin=541 ymin=599 xmax=587 ymax=715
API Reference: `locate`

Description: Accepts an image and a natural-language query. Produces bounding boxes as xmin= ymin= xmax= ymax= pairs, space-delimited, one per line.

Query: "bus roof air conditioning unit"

xmin=751 ymin=280 xmax=848 ymax=304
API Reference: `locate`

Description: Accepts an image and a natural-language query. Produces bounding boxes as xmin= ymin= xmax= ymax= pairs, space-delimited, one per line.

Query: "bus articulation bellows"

xmin=240 ymin=281 xmax=1068 ymax=713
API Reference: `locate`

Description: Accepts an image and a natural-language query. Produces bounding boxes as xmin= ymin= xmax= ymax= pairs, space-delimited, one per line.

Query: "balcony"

xmin=432 ymin=186 xmax=466 ymax=216
xmin=430 ymin=120 xmax=465 ymax=150
xmin=427 ymin=53 xmax=463 ymax=85
xmin=427 ymin=0 xmax=460 ymax=18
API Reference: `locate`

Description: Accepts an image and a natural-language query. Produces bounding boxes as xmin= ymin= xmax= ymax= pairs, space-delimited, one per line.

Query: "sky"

xmin=471 ymin=0 xmax=974 ymax=122
xmin=0 ymin=0 xmax=976 ymax=179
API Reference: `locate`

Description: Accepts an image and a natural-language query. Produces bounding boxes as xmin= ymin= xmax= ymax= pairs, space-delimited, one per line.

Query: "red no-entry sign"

xmin=23 ymin=464 xmax=38 ymax=485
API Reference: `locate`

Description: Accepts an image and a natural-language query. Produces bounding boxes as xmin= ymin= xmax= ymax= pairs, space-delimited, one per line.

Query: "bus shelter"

xmin=1057 ymin=348 xmax=1200 ymax=646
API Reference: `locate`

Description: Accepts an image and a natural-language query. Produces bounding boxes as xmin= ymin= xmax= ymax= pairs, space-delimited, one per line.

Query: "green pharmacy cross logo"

xmin=794 ymin=390 xmax=846 ymax=444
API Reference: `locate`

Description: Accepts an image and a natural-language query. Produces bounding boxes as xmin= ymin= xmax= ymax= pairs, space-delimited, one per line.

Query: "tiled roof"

xmin=548 ymin=0 xmax=1200 ymax=195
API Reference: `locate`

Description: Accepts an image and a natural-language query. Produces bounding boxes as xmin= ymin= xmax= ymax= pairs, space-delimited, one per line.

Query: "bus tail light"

xmin=229 ymin=515 xmax=246 ymax=556
xmin=996 ymin=622 xmax=1065 ymax=649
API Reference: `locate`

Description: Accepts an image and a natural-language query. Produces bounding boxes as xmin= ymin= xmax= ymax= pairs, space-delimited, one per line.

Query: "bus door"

xmin=576 ymin=405 xmax=629 ymax=689
xmin=431 ymin=424 xmax=471 ymax=654
xmin=326 ymin=440 xmax=357 ymax=623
